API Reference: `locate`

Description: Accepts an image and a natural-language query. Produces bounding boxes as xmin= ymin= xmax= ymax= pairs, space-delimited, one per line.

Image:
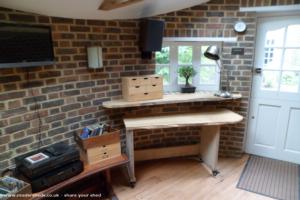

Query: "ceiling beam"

xmin=99 ymin=0 xmax=143 ymax=11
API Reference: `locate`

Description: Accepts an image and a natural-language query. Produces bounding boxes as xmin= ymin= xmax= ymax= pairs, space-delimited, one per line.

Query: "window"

xmin=155 ymin=41 xmax=221 ymax=92
xmin=261 ymin=24 xmax=300 ymax=93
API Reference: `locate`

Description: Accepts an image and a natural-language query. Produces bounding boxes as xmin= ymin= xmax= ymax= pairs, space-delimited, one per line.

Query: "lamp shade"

xmin=204 ymin=45 xmax=220 ymax=61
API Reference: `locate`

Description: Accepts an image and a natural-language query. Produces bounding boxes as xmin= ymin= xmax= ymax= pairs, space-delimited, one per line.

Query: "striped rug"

xmin=237 ymin=155 xmax=300 ymax=200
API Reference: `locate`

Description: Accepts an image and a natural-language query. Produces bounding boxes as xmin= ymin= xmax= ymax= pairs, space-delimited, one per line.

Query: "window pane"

xmin=263 ymin=48 xmax=282 ymax=69
xmin=286 ymin=25 xmax=300 ymax=47
xmin=178 ymin=46 xmax=192 ymax=64
xmin=261 ymin=70 xmax=280 ymax=91
xmin=178 ymin=65 xmax=193 ymax=85
xmin=201 ymin=46 xmax=216 ymax=65
xmin=265 ymin=27 xmax=285 ymax=47
xmin=280 ymin=72 xmax=299 ymax=93
xmin=155 ymin=47 xmax=170 ymax=64
xmin=283 ymin=49 xmax=300 ymax=70
xmin=156 ymin=65 xmax=170 ymax=85
xmin=200 ymin=67 xmax=216 ymax=85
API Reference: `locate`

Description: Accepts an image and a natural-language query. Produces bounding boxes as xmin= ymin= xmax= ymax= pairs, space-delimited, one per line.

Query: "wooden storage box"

xmin=122 ymin=75 xmax=163 ymax=101
xmin=7 ymin=179 xmax=31 ymax=200
xmin=74 ymin=129 xmax=121 ymax=165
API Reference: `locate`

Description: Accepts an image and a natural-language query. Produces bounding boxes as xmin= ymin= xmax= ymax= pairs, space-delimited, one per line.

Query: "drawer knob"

xmin=135 ymin=86 xmax=140 ymax=88
xmin=144 ymin=77 xmax=148 ymax=80
xmin=152 ymin=84 xmax=156 ymax=87
xmin=144 ymin=93 xmax=148 ymax=95
xmin=132 ymin=78 xmax=137 ymax=81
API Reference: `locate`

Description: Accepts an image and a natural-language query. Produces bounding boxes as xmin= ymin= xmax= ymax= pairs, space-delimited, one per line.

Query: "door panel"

xmin=284 ymin=108 xmax=300 ymax=152
xmin=246 ymin=15 xmax=300 ymax=164
xmin=254 ymin=104 xmax=280 ymax=148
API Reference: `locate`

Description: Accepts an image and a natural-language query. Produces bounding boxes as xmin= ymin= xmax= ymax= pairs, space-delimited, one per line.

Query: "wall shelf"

xmin=163 ymin=37 xmax=237 ymax=43
xmin=239 ymin=5 xmax=300 ymax=13
xmin=102 ymin=92 xmax=242 ymax=109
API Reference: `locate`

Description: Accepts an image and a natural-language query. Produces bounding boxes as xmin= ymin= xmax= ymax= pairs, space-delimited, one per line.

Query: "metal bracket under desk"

xmin=123 ymin=109 xmax=243 ymax=185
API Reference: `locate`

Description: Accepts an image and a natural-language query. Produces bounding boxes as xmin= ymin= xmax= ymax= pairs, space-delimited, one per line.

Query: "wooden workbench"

xmin=103 ymin=92 xmax=242 ymax=108
xmin=123 ymin=109 xmax=243 ymax=185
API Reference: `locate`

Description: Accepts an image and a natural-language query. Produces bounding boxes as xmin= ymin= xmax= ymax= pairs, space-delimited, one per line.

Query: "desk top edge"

xmin=123 ymin=108 xmax=243 ymax=130
xmin=103 ymin=92 xmax=242 ymax=109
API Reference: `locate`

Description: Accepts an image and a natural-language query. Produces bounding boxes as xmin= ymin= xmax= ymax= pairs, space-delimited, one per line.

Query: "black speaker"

xmin=140 ymin=19 xmax=165 ymax=54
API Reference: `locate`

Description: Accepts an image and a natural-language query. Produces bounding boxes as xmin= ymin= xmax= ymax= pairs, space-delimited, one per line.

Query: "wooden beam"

xmin=135 ymin=144 xmax=201 ymax=161
xmin=99 ymin=0 xmax=142 ymax=11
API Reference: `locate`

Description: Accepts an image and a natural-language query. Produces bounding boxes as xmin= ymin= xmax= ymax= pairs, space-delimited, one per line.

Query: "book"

xmin=25 ymin=153 xmax=49 ymax=164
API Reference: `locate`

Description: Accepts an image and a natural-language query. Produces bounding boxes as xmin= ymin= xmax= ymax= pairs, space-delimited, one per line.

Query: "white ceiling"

xmin=0 ymin=0 xmax=208 ymax=20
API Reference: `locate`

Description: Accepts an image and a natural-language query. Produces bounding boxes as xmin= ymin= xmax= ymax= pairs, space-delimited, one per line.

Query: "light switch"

xmin=87 ymin=47 xmax=103 ymax=69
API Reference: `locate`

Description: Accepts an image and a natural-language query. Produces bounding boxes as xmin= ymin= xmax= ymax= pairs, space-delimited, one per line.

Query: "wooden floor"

xmin=112 ymin=154 xmax=272 ymax=200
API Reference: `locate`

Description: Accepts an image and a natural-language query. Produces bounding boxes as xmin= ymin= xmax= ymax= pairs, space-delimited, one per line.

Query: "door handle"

xmin=254 ymin=68 xmax=262 ymax=74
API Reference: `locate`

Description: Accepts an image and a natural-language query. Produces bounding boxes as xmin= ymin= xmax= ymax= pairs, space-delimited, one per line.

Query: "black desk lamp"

xmin=204 ymin=46 xmax=232 ymax=98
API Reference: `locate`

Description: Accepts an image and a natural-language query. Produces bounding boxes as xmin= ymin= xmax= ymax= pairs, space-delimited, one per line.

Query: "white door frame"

xmin=245 ymin=14 xmax=300 ymax=163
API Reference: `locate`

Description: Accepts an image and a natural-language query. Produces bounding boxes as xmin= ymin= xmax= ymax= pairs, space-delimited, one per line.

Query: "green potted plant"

xmin=178 ymin=66 xmax=197 ymax=93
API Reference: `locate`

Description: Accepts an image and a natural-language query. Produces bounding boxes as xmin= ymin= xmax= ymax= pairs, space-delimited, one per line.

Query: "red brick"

xmin=8 ymin=100 xmax=21 ymax=109
xmin=0 ymin=135 xmax=10 ymax=145
xmin=79 ymin=107 xmax=97 ymax=115
xmin=9 ymin=14 xmax=36 ymax=22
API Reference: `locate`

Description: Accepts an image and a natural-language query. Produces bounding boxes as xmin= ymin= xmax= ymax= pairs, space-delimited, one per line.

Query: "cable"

xmin=25 ymin=69 xmax=43 ymax=149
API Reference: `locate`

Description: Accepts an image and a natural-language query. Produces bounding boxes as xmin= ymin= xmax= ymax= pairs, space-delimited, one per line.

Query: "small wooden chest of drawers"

xmin=122 ymin=75 xmax=163 ymax=101
xmin=74 ymin=129 xmax=121 ymax=165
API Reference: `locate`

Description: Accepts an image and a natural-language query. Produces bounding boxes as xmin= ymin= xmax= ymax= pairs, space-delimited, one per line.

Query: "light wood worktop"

xmin=123 ymin=109 xmax=243 ymax=130
xmin=103 ymin=92 xmax=242 ymax=108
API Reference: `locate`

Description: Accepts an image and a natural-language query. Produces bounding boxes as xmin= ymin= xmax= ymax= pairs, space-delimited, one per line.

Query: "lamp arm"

xmin=215 ymin=59 xmax=222 ymax=73
xmin=214 ymin=60 xmax=222 ymax=91
xmin=226 ymin=69 xmax=230 ymax=92
xmin=214 ymin=59 xmax=230 ymax=92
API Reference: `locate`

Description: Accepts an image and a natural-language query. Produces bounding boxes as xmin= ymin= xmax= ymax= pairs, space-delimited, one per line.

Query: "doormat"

xmin=237 ymin=155 xmax=300 ymax=200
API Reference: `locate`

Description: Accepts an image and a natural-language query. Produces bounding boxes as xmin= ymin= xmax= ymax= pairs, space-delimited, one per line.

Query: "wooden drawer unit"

xmin=122 ymin=75 xmax=163 ymax=101
xmin=74 ymin=129 xmax=121 ymax=165
xmin=79 ymin=143 xmax=121 ymax=165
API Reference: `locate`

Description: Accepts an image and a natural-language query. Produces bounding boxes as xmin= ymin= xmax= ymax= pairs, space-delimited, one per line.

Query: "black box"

xmin=15 ymin=143 xmax=80 ymax=179
xmin=30 ymin=160 xmax=83 ymax=192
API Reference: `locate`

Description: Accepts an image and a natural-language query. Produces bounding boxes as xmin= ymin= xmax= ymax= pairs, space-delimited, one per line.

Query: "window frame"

xmin=156 ymin=41 xmax=222 ymax=93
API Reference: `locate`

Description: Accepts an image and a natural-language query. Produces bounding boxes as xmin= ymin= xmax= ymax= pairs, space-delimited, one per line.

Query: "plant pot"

xmin=181 ymin=86 xmax=196 ymax=93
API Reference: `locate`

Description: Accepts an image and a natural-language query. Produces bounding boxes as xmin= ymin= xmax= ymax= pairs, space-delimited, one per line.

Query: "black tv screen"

xmin=0 ymin=23 xmax=54 ymax=68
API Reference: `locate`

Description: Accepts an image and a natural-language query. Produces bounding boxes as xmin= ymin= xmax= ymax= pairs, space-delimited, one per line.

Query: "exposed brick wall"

xmin=0 ymin=0 xmax=298 ymax=172
xmin=0 ymin=7 xmax=154 ymax=171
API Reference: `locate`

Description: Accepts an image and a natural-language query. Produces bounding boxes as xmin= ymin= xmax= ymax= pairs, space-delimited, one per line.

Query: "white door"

xmin=246 ymin=16 xmax=300 ymax=164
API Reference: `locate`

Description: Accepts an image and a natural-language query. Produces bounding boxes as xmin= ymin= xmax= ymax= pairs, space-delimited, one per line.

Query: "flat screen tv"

xmin=0 ymin=23 xmax=55 ymax=68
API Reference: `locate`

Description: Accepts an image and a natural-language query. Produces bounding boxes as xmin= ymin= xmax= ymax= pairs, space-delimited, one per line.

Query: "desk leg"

xmin=105 ymin=170 xmax=118 ymax=200
xmin=126 ymin=130 xmax=136 ymax=187
xmin=200 ymin=126 xmax=220 ymax=176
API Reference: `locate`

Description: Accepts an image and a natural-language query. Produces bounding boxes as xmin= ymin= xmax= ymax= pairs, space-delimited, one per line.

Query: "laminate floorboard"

xmin=112 ymin=154 xmax=272 ymax=200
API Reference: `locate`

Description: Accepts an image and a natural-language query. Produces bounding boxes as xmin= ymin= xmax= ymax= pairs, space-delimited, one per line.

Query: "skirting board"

xmin=135 ymin=144 xmax=201 ymax=161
